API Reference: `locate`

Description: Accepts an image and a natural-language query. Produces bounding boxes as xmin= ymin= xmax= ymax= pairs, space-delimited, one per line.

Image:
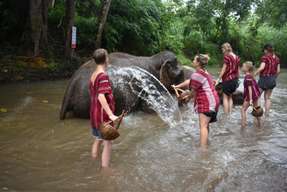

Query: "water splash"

xmin=108 ymin=66 xmax=181 ymax=126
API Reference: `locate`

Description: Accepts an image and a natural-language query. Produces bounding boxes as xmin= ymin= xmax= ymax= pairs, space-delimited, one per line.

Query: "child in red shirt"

xmin=174 ymin=54 xmax=220 ymax=148
xmin=217 ymin=43 xmax=240 ymax=114
xmin=255 ymin=44 xmax=280 ymax=116
xmin=241 ymin=61 xmax=261 ymax=127
xmin=89 ymin=49 xmax=118 ymax=168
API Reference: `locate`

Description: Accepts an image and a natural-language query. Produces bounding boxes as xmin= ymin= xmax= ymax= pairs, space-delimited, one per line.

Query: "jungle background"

xmin=0 ymin=0 xmax=286 ymax=82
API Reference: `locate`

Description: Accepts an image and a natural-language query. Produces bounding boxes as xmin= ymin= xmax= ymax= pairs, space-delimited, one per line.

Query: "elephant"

xmin=60 ymin=51 xmax=185 ymax=119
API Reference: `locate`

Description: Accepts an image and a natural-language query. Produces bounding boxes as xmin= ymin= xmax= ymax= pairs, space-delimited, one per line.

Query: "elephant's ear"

xmin=160 ymin=60 xmax=172 ymax=89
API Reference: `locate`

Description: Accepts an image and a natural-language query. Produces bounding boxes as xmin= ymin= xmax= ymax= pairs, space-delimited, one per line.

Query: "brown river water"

xmin=0 ymin=70 xmax=287 ymax=192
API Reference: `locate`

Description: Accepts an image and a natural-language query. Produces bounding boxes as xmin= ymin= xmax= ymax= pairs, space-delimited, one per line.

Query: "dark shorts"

xmin=203 ymin=111 xmax=218 ymax=123
xmin=92 ymin=127 xmax=103 ymax=140
xmin=221 ymin=79 xmax=239 ymax=96
xmin=258 ymin=75 xmax=277 ymax=91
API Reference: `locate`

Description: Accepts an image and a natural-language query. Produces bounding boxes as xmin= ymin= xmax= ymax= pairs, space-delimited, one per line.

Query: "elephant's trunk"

xmin=60 ymin=77 xmax=75 ymax=120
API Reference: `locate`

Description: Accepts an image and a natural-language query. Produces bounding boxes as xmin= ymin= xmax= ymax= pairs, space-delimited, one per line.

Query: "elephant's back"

xmin=109 ymin=52 xmax=151 ymax=69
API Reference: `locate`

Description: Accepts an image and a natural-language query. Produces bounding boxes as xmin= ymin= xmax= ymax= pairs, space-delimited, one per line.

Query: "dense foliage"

xmin=0 ymin=0 xmax=286 ymax=76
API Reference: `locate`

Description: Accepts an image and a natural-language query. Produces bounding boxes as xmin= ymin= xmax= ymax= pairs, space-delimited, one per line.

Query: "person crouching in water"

xmin=241 ymin=61 xmax=261 ymax=127
xmin=173 ymin=54 xmax=220 ymax=148
xmin=255 ymin=44 xmax=280 ymax=116
xmin=89 ymin=49 xmax=118 ymax=168
xmin=216 ymin=43 xmax=240 ymax=114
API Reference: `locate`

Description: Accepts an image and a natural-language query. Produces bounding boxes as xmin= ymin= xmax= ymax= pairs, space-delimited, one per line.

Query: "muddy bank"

xmin=0 ymin=55 xmax=84 ymax=84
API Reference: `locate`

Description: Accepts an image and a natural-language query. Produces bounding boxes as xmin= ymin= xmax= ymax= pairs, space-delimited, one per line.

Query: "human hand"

xmin=249 ymin=100 xmax=253 ymax=106
xmin=109 ymin=114 xmax=118 ymax=121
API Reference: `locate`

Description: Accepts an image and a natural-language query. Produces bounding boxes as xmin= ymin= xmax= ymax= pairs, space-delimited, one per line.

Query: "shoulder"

xmin=245 ymin=74 xmax=253 ymax=81
xmin=98 ymin=72 xmax=109 ymax=81
xmin=191 ymin=72 xmax=204 ymax=81
xmin=224 ymin=54 xmax=231 ymax=61
xmin=261 ymin=55 xmax=268 ymax=62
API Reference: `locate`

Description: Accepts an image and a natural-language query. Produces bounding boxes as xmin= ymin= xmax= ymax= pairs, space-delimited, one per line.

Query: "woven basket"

xmin=173 ymin=87 xmax=193 ymax=104
xmin=99 ymin=112 xmax=125 ymax=140
xmin=251 ymin=106 xmax=264 ymax=117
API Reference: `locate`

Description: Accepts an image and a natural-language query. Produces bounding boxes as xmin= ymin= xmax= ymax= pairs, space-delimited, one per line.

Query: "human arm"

xmin=248 ymin=86 xmax=253 ymax=106
xmin=173 ymin=79 xmax=190 ymax=89
xmin=255 ymin=62 xmax=265 ymax=76
xmin=277 ymin=64 xmax=281 ymax=76
xmin=98 ymin=94 xmax=118 ymax=121
xmin=216 ymin=63 xmax=227 ymax=85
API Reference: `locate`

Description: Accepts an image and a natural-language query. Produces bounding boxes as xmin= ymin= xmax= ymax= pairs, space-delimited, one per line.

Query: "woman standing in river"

xmin=255 ymin=44 xmax=280 ymax=116
xmin=174 ymin=54 xmax=220 ymax=148
xmin=216 ymin=43 xmax=240 ymax=114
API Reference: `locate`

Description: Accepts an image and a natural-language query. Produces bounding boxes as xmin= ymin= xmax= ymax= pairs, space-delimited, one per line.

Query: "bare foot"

xmin=101 ymin=167 xmax=120 ymax=176
xmin=241 ymin=122 xmax=247 ymax=128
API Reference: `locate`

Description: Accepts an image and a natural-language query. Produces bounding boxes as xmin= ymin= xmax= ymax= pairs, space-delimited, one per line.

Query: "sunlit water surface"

xmin=0 ymin=70 xmax=287 ymax=191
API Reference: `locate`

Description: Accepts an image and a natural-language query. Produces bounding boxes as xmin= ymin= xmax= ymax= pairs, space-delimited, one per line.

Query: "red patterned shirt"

xmin=189 ymin=69 xmax=220 ymax=113
xmin=222 ymin=54 xmax=240 ymax=81
xmin=89 ymin=72 xmax=115 ymax=128
xmin=260 ymin=54 xmax=280 ymax=76
xmin=243 ymin=74 xmax=261 ymax=102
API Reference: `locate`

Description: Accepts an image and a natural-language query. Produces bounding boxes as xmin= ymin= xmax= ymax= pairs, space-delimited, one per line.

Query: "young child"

xmin=174 ymin=54 xmax=220 ymax=148
xmin=255 ymin=44 xmax=280 ymax=116
xmin=216 ymin=43 xmax=240 ymax=114
xmin=89 ymin=49 xmax=118 ymax=168
xmin=241 ymin=61 xmax=261 ymax=127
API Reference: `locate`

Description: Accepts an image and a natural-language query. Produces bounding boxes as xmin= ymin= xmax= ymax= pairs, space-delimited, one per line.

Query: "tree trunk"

xmin=30 ymin=0 xmax=42 ymax=56
xmin=95 ymin=0 xmax=112 ymax=48
xmin=64 ymin=0 xmax=75 ymax=62
xmin=29 ymin=0 xmax=50 ymax=56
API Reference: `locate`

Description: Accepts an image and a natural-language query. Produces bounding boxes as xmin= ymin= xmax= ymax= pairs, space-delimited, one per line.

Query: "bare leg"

xmin=229 ymin=96 xmax=233 ymax=113
xmin=199 ymin=113 xmax=211 ymax=148
xmin=102 ymin=140 xmax=112 ymax=168
xmin=264 ymin=90 xmax=272 ymax=116
xmin=241 ymin=101 xmax=249 ymax=128
xmin=92 ymin=140 xmax=102 ymax=159
xmin=223 ymin=93 xmax=230 ymax=114
xmin=253 ymin=100 xmax=261 ymax=127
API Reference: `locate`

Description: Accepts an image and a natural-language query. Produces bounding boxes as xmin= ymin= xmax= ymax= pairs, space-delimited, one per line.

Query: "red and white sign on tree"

xmin=71 ymin=26 xmax=77 ymax=49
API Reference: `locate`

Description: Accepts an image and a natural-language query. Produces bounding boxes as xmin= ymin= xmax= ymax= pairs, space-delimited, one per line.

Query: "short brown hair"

xmin=93 ymin=48 xmax=108 ymax=64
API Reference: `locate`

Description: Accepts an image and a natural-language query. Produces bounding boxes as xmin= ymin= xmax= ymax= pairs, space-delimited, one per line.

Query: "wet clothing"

xmin=89 ymin=72 xmax=115 ymax=130
xmin=221 ymin=78 xmax=239 ymax=96
xmin=243 ymin=74 xmax=261 ymax=102
xmin=222 ymin=54 xmax=240 ymax=82
xmin=203 ymin=111 xmax=218 ymax=123
xmin=189 ymin=69 xmax=220 ymax=114
xmin=260 ymin=54 xmax=280 ymax=76
xmin=258 ymin=75 xmax=277 ymax=91
xmin=92 ymin=127 xmax=103 ymax=140
xmin=258 ymin=53 xmax=280 ymax=90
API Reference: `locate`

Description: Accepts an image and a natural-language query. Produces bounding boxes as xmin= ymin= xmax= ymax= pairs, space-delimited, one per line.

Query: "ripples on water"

xmin=0 ymin=71 xmax=287 ymax=191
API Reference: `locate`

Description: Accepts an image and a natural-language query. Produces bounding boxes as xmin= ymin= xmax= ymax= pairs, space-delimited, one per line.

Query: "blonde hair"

xmin=196 ymin=54 xmax=210 ymax=68
xmin=222 ymin=42 xmax=233 ymax=53
xmin=243 ymin=61 xmax=254 ymax=73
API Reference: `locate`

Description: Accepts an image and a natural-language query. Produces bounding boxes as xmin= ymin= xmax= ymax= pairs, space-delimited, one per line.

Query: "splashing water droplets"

xmin=108 ymin=66 xmax=181 ymax=126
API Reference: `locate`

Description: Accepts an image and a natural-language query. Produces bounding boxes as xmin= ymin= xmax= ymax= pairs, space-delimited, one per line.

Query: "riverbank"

xmin=0 ymin=55 xmax=85 ymax=84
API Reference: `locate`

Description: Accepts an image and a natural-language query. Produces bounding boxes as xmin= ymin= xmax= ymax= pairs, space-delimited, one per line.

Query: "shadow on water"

xmin=0 ymin=70 xmax=287 ymax=191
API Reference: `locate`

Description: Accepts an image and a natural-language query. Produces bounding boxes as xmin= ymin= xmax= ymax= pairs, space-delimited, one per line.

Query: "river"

xmin=0 ymin=70 xmax=287 ymax=191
